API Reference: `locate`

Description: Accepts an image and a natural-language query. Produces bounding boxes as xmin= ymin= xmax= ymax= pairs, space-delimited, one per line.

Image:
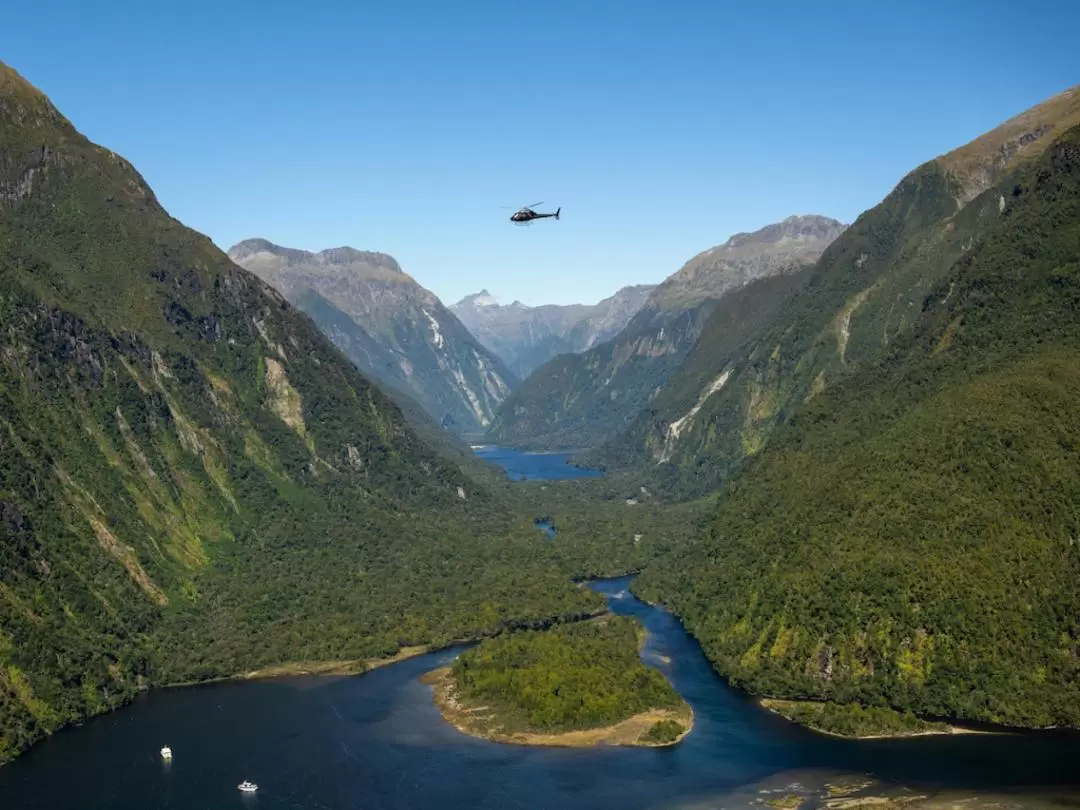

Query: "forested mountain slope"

xmin=486 ymin=216 xmax=844 ymax=451
xmin=635 ymin=112 xmax=1080 ymax=730
xmin=0 ymin=61 xmax=597 ymax=763
xmin=588 ymin=85 xmax=1080 ymax=498
xmin=582 ymin=268 xmax=814 ymax=479
xmin=228 ymin=239 xmax=518 ymax=435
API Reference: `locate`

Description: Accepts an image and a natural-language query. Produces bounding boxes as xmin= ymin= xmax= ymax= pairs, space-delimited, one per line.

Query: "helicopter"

xmin=508 ymin=202 xmax=561 ymax=225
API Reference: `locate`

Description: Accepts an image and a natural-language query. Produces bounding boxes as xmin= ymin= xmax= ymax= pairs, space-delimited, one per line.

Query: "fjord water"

xmin=2 ymin=453 xmax=1078 ymax=809
xmin=4 ymin=576 xmax=1080 ymax=810
xmin=470 ymin=445 xmax=604 ymax=480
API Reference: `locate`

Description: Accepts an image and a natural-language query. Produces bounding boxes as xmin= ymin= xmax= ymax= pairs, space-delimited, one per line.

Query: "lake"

xmin=470 ymin=445 xmax=603 ymax=481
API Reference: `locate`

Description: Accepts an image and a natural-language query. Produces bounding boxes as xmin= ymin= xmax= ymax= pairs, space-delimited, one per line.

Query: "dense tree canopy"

xmin=635 ymin=123 xmax=1080 ymax=732
xmin=452 ymin=616 xmax=683 ymax=733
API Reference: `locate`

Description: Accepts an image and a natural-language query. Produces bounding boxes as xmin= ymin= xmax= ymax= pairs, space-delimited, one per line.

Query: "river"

xmin=2 ymin=449 xmax=1078 ymax=809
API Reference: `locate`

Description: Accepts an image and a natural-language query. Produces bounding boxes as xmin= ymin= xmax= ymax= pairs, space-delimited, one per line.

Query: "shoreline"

xmin=157 ymin=647 xmax=430 ymax=689
xmin=421 ymin=665 xmax=695 ymax=748
xmin=758 ymin=699 xmax=1003 ymax=740
xmin=238 ymin=645 xmax=434 ymax=680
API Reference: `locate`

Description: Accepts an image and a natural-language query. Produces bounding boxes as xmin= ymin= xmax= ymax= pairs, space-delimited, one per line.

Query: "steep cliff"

xmin=634 ymin=89 xmax=1080 ymax=731
xmin=228 ymin=240 xmax=518 ymax=434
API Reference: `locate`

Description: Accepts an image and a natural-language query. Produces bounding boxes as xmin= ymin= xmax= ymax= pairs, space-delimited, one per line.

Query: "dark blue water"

xmin=2 ymin=576 xmax=1079 ymax=810
xmin=471 ymin=446 xmax=603 ymax=481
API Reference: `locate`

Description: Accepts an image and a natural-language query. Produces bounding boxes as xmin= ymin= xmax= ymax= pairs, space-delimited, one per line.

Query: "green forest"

xmin=451 ymin=616 xmax=684 ymax=733
xmin=761 ymin=700 xmax=948 ymax=738
xmin=634 ymin=121 xmax=1080 ymax=731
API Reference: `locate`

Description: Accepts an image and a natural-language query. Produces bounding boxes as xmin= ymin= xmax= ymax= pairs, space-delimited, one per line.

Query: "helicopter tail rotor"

xmin=555 ymin=207 xmax=560 ymax=220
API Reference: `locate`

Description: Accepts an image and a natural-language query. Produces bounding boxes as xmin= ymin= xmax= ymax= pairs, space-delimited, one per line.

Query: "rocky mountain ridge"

xmin=228 ymin=239 xmax=518 ymax=433
xmin=451 ymin=283 xmax=656 ymax=378
xmin=647 ymin=214 xmax=847 ymax=312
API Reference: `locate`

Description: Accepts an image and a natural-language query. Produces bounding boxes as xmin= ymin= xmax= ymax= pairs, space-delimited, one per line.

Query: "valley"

xmin=1 ymin=25 xmax=1079 ymax=810
xmin=486 ymin=215 xmax=847 ymax=451
xmin=0 ymin=60 xmax=606 ymax=763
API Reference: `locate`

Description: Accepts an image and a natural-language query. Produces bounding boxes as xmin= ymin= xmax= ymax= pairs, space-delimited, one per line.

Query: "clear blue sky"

xmin=3 ymin=0 xmax=1078 ymax=306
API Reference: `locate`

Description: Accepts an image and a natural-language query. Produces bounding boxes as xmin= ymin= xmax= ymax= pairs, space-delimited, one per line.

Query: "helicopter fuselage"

xmin=509 ymin=207 xmax=560 ymax=223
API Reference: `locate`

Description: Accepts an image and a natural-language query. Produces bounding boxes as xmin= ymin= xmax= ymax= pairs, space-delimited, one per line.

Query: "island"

xmin=422 ymin=616 xmax=693 ymax=747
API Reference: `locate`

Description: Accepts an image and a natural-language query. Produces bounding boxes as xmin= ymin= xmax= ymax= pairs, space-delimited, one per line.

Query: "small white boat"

xmin=160 ymin=746 xmax=172 ymax=759
xmin=238 ymin=780 xmax=258 ymax=793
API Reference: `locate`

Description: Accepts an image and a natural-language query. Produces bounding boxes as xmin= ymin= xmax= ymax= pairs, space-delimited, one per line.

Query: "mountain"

xmin=633 ymin=86 xmax=1080 ymax=730
xmin=647 ymin=214 xmax=848 ymax=312
xmin=485 ymin=215 xmax=845 ymax=450
xmin=280 ymin=287 xmax=511 ymax=484
xmin=227 ymin=240 xmax=518 ymax=435
xmin=450 ymin=284 xmax=656 ymax=378
xmin=583 ymin=268 xmax=816 ymax=478
xmin=587 ymin=84 xmax=1080 ymax=498
xmin=0 ymin=60 xmax=597 ymax=762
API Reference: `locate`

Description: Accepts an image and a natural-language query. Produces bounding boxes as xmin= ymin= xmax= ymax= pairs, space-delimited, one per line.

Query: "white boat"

xmin=160 ymin=746 xmax=172 ymax=759
xmin=238 ymin=780 xmax=258 ymax=793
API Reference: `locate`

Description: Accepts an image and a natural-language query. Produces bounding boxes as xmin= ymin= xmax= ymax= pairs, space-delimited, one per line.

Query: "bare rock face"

xmin=229 ymin=240 xmax=518 ymax=434
xmin=646 ymin=215 xmax=847 ymax=313
xmin=937 ymin=84 xmax=1080 ymax=207
xmin=451 ymin=284 xmax=656 ymax=378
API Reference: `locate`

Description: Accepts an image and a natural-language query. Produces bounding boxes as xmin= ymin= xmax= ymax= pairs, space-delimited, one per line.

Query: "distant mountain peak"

xmin=227 ymin=239 xmax=406 ymax=280
xmin=451 ymin=283 xmax=657 ymax=378
xmin=225 ymin=237 xmax=406 ymax=285
xmin=318 ymin=246 xmax=402 ymax=273
xmin=456 ymin=289 xmax=500 ymax=308
xmin=227 ymin=238 xmax=310 ymax=265
xmin=723 ymin=214 xmax=847 ymax=250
